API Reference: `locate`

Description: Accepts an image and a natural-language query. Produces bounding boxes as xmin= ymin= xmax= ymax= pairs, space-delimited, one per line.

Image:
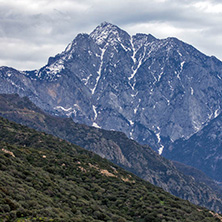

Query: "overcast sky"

xmin=0 ymin=0 xmax=222 ymax=70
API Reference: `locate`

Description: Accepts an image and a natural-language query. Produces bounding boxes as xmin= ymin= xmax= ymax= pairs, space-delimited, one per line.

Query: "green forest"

xmin=0 ymin=117 xmax=221 ymax=221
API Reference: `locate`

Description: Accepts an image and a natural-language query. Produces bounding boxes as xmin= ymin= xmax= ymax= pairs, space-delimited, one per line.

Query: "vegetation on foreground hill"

xmin=0 ymin=117 xmax=221 ymax=222
xmin=1 ymin=94 xmax=222 ymax=214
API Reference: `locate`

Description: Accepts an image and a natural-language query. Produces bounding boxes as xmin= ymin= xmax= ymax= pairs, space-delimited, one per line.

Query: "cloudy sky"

xmin=1 ymin=0 xmax=222 ymax=70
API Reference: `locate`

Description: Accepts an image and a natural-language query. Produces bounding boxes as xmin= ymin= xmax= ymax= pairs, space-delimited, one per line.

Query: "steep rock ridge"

xmin=1 ymin=22 xmax=222 ymax=154
xmin=1 ymin=94 xmax=222 ymax=213
xmin=164 ymin=113 xmax=222 ymax=182
xmin=173 ymin=161 xmax=222 ymax=194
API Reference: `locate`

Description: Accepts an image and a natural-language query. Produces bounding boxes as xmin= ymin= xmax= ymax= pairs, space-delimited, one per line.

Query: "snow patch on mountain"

xmin=128 ymin=120 xmax=134 ymax=126
xmin=54 ymin=104 xmax=82 ymax=117
xmin=92 ymin=105 xmax=98 ymax=120
xmin=55 ymin=106 xmax=72 ymax=112
xmin=92 ymin=122 xmax=101 ymax=128
xmin=46 ymin=60 xmax=64 ymax=76
xmin=130 ymin=37 xmax=137 ymax=64
xmin=214 ymin=108 xmax=220 ymax=118
xmin=181 ymin=61 xmax=185 ymax=70
xmin=92 ymin=46 xmax=107 ymax=94
xmin=82 ymin=74 xmax=92 ymax=85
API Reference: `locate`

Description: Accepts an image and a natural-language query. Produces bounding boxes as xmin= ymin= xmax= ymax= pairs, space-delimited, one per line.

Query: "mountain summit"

xmin=90 ymin=22 xmax=130 ymax=46
xmin=1 ymin=22 xmax=222 ymax=155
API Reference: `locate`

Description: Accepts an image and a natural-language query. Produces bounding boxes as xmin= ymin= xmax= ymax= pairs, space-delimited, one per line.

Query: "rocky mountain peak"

xmin=1 ymin=22 xmax=222 ymax=156
xmin=90 ymin=21 xmax=130 ymax=47
xmin=133 ymin=33 xmax=157 ymax=44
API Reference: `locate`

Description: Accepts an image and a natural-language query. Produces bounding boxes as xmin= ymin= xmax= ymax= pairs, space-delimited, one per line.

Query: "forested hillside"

xmin=0 ymin=117 xmax=221 ymax=221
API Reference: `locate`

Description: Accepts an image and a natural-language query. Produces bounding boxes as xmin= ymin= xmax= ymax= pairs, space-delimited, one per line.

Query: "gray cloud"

xmin=0 ymin=0 xmax=222 ymax=70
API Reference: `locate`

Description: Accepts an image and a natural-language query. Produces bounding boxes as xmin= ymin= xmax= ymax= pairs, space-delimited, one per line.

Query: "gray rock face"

xmin=1 ymin=22 xmax=222 ymax=154
xmin=164 ymin=113 xmax=222 ymax=182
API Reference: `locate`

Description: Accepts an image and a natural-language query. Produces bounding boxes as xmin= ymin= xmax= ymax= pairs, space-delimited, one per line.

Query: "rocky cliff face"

xmin=164 ymin=113 xmax=222 ymax=182
xmin=1 ymin=22 xmax=222 ymax=154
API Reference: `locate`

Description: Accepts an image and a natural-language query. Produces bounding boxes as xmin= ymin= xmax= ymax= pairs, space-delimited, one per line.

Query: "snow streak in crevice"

xmin=91 ymin=44 xmax=107 ymax=95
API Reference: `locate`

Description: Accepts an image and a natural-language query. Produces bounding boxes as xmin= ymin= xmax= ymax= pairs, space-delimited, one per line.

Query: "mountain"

xmin=172 ymin=161 xmax=222 ymax=194
xmin=1 ymin=116 xmax=222 ymax=222
xmin=1 ymin=94 xmax=222 ymax=213
xmin=1 ymin=22 xmax=222 ymax=154
xmin=163 ymin=112 xmax=222 ymax=183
